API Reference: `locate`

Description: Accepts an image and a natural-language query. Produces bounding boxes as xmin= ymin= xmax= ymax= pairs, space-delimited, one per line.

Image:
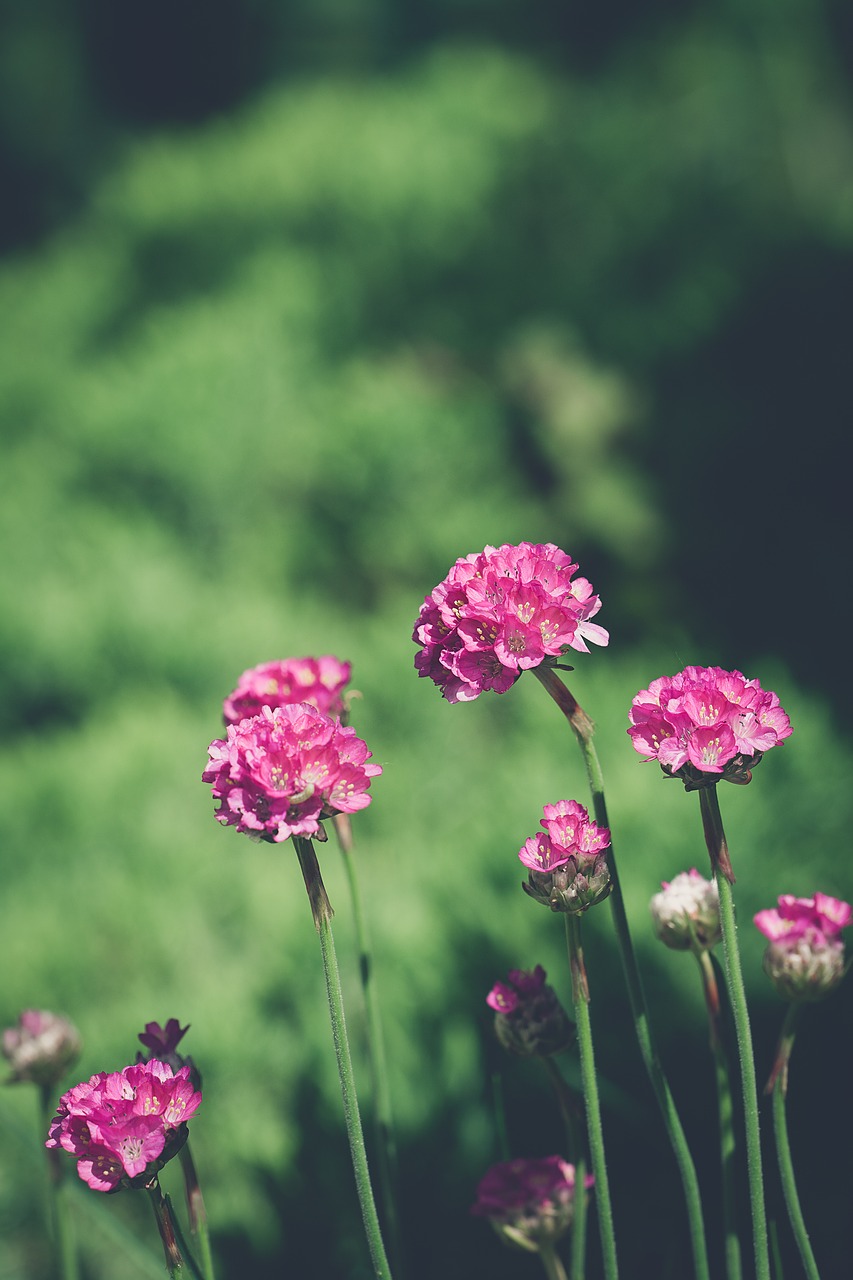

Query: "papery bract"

xmin=413 ymin=542 xmax=608 ymax=703
xmin=223 ymin=656 xmax=352 ymax=725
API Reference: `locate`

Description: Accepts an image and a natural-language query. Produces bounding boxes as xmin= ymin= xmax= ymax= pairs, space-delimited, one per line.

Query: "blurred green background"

xmin=1 ymin=2 xmax=852 ymax=1277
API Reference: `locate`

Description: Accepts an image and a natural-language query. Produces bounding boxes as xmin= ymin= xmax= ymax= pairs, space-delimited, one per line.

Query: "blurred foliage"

xmin=1 ymin=7 xmax=852 ymax=1279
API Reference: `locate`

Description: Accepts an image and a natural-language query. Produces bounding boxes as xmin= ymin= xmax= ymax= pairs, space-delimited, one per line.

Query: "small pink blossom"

xmin=519 ymin=801 xmax=611 ymax=914
xmin=203 ymin=703 xmax=381 ymax=844
xmin=472 ymin=1156 xmax=593 ymax=1250
xmin=413 ymin=542 xmax=608 ymax=703
xmin=628 ymin=665 xmax=792 ymax=790
xmin=486 ymin=966 xmax=574 ymax=1057
xmin=46 ymin=1059 xmax=201 ymax=1192
xmin=755 ymin=892 xmax=851 ymax=1002
xmin=2 ymin=1010 xmax=82 ymax=1087
xmin=223 ymin=657 xmax=352 ymax=725
xmin=754 ymin=893 xmax=852 ymax=943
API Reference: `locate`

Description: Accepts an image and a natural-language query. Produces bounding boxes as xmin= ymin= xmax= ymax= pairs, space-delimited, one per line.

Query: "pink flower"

xmin=413 ymin=542 xmax=608 ymax=703
xmin=754 ymin=892 xmax=852 ymax=943
xmin=486 ymin=966 xmax=574 ymax=1057
xmin=519 ymin=801 xmax=611 ymax=914
xmin=203 ymin=703 xmax=381 ymax=843
xmin=754 ymin=893 xmax=851 ymax=1001
xmin=223 ymin=656 xmax=352 ymax=725
xmin=472 ymin=1156 xmax=593 ymax=1250
xmin=46 ymin=1060 xmax=201 ymax=1192
xmin=628 ymin=665 xmax=792 ymax=790
xmin=2 ymin=1010 xmax=81 ymax=1087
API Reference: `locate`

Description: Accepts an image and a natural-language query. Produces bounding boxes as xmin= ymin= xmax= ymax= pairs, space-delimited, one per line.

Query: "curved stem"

xmin=535 ymin=666 xmax=710 ymax=1280
xmin=332 ymin=815 xmax=402 ymax=1275
xmin=292 ymin=836 xmax=393 ymax=1279
xmin=40 ymin=1085 xmax=80 ymax=1280
xmin=697 ymin=952 xmax=742 ymax=1280
xmin=147 ymin=1179 xmax=186 ymax=1278
xmin=702 ymin=788 xmax=770 ymax=1280
xmin=565 ymin=915 xmax=619 ymax=1280
xmin=771 ymin=1006 xmax=820 ymax=1280
xmin=542 ymin=1058 xmax=588 ymax=1280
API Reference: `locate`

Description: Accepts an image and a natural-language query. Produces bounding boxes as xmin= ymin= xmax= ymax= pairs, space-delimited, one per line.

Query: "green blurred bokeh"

xmin=1 ymin=4 xmax=852 ymax=1277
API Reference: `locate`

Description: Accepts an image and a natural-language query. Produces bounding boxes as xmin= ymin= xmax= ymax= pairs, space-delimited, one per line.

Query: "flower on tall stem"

xmin=472 ymin=1156 xmax=592 ymax=1253
xmin=650 ymin=870 xmax=721 ymax=954
xmin=413 ymin=542 xmax=608 ymax=703
xmin=519 ymin=801 xmax=612 ymax=914
xmin=3 ymin=1010 xmax=81 ymax=1088
xmin=487 ymin=966 xmax=575 ymax=1057
xmin=754 ymin=892 xmax=852 ymax=1005
xmin=223 ymin=656 xmax=352 ymax=725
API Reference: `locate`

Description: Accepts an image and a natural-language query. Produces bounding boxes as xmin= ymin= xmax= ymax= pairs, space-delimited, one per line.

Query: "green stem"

xmin=178 ymin=1142 xmax=215 ymax=1280
xmin=535 ymin=667 xmax=710 ymax=1280
xmin=771 ymin=1006 xmax=820 ymax=1280
xmin=541 ymin=1058 xmax=588 ymax=1280
xmin=292 ymin=836 xmax=393 ymax=1279
xmin=40 ymin=1085 xmax=80 ymax=1280
xmin=697 ymin=952 xmax=742 ymax=1280
xmin=701 ymin=787 xmax=770 ymax=1280
xmin=332 ymin=814 xmax=402 ymax=1275
xmin=565 ymin=915 xmax=619 ymax=1280
xmin=147 ymin=1179 xmax=185 ymax=1278
xmin=539 ymin=1241 xmax=570 ymax=1280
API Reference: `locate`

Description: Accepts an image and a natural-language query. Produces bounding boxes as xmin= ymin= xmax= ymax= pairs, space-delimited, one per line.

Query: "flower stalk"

xmin=178 ymin=1144 xmax=215 ymax=1280
xmin=769 ymin=1004 xmax=821 ymax=1280
xmin=147 ymin=1179 xmax=186 ymax=1278
xmin=541 ymin=1058 xmax=588 ymax=1280
xmin=40 ymin=1085 xmax=80 ymax=1280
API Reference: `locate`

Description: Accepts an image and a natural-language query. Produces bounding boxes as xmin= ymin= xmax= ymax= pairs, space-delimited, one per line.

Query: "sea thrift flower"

xmin=471 ymin=1156 xmax=592 ymax=1252
xmin=413 ymin=542 xmax=608 ymax=703
xmin=628 ymin=665 xmax=792 ymax=791
xmin=754 ymin=892 xmax=852 ymax=1001
xmin=487 ymin=966 xmax=575 ymax=1057
xmin=46 ymin=1059 xmax=201 ymax=1192
xmin=2 ymin=1010 xmax=82 ymax=1087
xmin=203 ymin=702 xmax=381 ymax=843
xmin=223 ymin=656 xmax=352 ymax=725
xmin=137 ymin=1019 xmax=200 ymax=1089
xmin=519 ymin=800 xmax=611 ymax=913
xmin=650 ymin=870 xmax=722 ymax=952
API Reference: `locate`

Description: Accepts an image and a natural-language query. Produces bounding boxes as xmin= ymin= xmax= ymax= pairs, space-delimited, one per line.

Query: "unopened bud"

xmin=650 ymin=869 xmax=721 ymax=952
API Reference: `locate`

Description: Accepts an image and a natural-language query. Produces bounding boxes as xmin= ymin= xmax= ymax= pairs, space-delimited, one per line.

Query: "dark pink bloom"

xmin=46 ymin=1060 xmax=201 ymax=1192
xmin=413 ymin=542 xmax=608 ymax=703
xmin=628 ymin=665 xmax=792 ymax=790
xmin=486 ymin=966 xmax=574 ymax=1057
xmin=472 ymin=1156 xmax=592 ymax=1249
xmin=754 ymin=892 xmax=852 ymax=943
xmin=203 ymin=703 xmax=381 ymax=844
xmin=222 ymin=656 xmax=352 ymax=725
xmin=2 ymin=1009 xmax=81 ymax=1087
xmin=138 ymin=1019 xmax=188 ymax=1059
xmin=520 ymin=801 xmax=611 ymax=914
xmin=755 ymin=892 xmax=851 ymax=1001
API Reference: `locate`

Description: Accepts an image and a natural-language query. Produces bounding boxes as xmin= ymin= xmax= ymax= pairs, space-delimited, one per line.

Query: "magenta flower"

xmin=519 ymin=800 xmax=612 ymax=914
xmin=628 ymin=665 xmax=792 ymax=790
xmin=46 ymin=1059 xmax=202 ymax=1192
xmin=223 ymin=656 xmax=352 ymax=725
xmin=413 ymin=542 xmax=608 ymax=703
xmin=486 ymin=965 xmax=574 ymax=1057
xmin=755 ymin=893 xmax=852 ymax=1002
xmin=2 ymin=1010 xmax=82 ymax=1087
xmin=650 ymin=870 xmax=722 ymax=952
xmin=203 ymin=702 xmax=381 ymax=843
xmin=472 ymin=1156 xmax=593 ymax=1251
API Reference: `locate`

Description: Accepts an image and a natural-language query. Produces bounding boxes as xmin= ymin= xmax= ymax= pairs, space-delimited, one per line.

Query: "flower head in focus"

xmin=628 ymin=666 xmax=792 ymax=791
xmin=754 ymin=892 xmax=852 ymax=1001
xmin=650 ymin=870 xmax=721 ymax=952
xmin=2 ymin=1010 xmax=82 ymax=1087
xmin=223 ymin=657 xmax=352 ymax=725
xmin=471 ymin=1155 xmax=592 ymax=1252
xmin=203 ymin=703 xmax=381 ymax=843
xmin=519 ymin=800 xmax=611 ymax=914
xmin=46 ymin=1059 xmax=202 ymax=1192
xmin=487 ymin=966 xmax=575 ymax=1057
xmin=413 ymin=542 xmax=608 ymax=703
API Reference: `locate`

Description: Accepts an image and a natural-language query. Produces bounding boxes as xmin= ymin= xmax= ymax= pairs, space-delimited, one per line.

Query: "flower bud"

xmin=522 ymin=854 xmax=612 ymax=914
xmin=486 ymin=966 xmax=575 ymax=1057
xmin=2 ymin=1010 xmax=82 ymax=1087
xmin=519 ymin=801 xmax=612 ymax=915
xmin=471 ymin=1156 xmax=592 ymax=1253
xmin=650 ymin=869 xmax=721 ymax=952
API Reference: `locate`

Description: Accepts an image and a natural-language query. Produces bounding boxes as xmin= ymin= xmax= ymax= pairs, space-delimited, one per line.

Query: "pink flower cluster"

xmin=487 ymin=966 xmax=574 ymax=1057
xmin=413 ymin=542 xmax=608 ymax=703
xmin=223 ymin=656 xmax=351 ymax=725
xmin=628 ymin=665 xmax=792 ymax=789
xmin=519 ymin=800 xmax=612 ymax=913
xmin=754 ymin=893 xmax=852 ymax=1002
xmin=203 ymin=703 xmax=381 ymax=843
xmin=2 ymin=1009 xmax=81 ymax=1087
xmin=472 ymin=1156 xmax=592 ymax=1248
xmin=754 ymin=892 xmax=852 ymax=943
xmin=46 ymin=1060 xmax=201 ymax=1192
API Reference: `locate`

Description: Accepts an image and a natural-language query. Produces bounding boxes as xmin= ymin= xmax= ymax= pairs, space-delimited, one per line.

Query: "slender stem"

xmin=697 ymin=951 xmax=742 ymax=1280
xmin=40 ymin=1085 xmax=80 ymax=1280
xmin=178 ymin=1143 xmax=215 ymax=1280
xmin=535 ymin=666 xmax=710 ymax=1280
xmin=771 ymin=1007 xmax=820 ymax=1280
xmin=491 ymin=1071 xmax=511 ymax=1162
xmin=147 ymin=1179 xmax=185 ymax=1278
xmin=702 ymin=787 xmax=770 ymax=1280
xmin=542 ymin=1058 xmax=588 ymax=1280
xmin=539 ymin=1241 xmax=570 ymax=1280
xmin=565 ymin=915 xmax=619 ymax=1280
xmin=292 ymin=836 xmax=393 ymax=1279
xmin=332 ymin=814 xmax=402 ymax=1274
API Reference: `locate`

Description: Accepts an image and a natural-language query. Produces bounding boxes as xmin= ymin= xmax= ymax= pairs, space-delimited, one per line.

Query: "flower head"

xmin=223 ymin=656 xmax=352 ymax=725
xmin=486 ymin=966 xmax=575 ymax=1057
xmin=203 ymin=703 xmax=381 ymax=843
xmin=413 ymin=542 xmax=608 ymax=703
xmin=46 ymin=1059 xmax=202 ymax=1192
xmin=754 ymin=893 xmax=851 ymax=1001
xmin=519 ymin=800 xmax=611 ymax=914
xmin=137 ymin=1019 xmax=200 ymax=1090
xmin=472 ymin=1156 xmax=592 ymax=1252
xmin=2 ymin=1010 xmax=82 ymax=1087
xmin=650 ymin=870 xmax=721 ymax=952
xmin=628 ymin=665 xmax=792 ymax=790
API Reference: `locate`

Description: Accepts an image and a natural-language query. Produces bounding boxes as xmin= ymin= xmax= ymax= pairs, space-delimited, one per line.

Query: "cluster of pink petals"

xmin=413 ymin=542 xmax=608 ymax=703
xmin=487 ymin=964 xmax=548 ymax=1015
xmin=223 ymin=656 xmax=352 ymax=725
xmin=486 ymin=966 xmax=574 ymax=1058
xmin=203 ymin=703 xmax=381 ymax=843
xmin=472 ymin=1156 xmax=593 ymax=1247
xmin=628 ymin=665 xmax=792 ymax=788
xmin=46 ymin=1060 xmax=201 ymax=1192
xmin=754 ymin=893 xmax=851 ymax=1002
xmin=519 ymin=800 xmax=611 ymax=875
xmin=754 ymin=893 xmax=852 ymax=943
